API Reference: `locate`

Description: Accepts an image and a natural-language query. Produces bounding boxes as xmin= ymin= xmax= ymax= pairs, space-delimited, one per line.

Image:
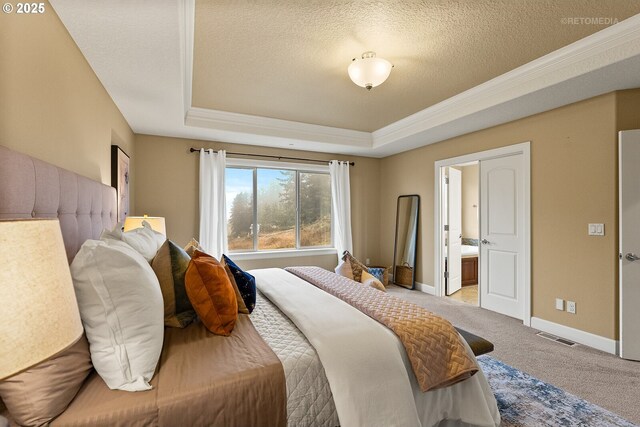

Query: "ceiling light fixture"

xmin=348 ymin=51 xmax=393 ymax=91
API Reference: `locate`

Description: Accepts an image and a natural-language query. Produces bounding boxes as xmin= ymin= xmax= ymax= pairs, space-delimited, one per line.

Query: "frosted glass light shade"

xmin=0 ymin=219 xmax=83 ymax=380
xmin=348 ymin=51 xmax=393 ymax=90
xmin=124 ymin=215 xmax=166 ymax=236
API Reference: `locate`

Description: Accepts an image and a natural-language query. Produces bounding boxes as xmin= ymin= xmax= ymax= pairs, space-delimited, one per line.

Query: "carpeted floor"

xmin=386 ymin=284 xmax=640 ymax=424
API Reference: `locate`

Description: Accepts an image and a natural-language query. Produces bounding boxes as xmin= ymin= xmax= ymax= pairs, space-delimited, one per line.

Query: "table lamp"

xmin=0 ymin=219 xmax=83 ymax=380
xmin=123 ymin=215 xmax=166 ymax=236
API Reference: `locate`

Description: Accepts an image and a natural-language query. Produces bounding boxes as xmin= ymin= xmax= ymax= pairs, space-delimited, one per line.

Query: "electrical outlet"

xmin=588 ymin=223 xmax=605 ymax=236
xmin=555 ymin=298 xmax=564 ymax=311
xmin=567 ymin=301 xmax=576 ymax=314
xmin=365 ymin=258 xmax=371 ymax=266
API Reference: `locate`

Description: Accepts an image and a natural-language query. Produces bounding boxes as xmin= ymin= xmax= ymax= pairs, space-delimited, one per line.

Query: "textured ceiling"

xmin=193 ymin=0 xmax=640 ymax=132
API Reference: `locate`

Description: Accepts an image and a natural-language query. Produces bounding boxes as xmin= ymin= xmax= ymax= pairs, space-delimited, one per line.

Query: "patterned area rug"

xmin=477 ymin=355 xmax=638 ymax=427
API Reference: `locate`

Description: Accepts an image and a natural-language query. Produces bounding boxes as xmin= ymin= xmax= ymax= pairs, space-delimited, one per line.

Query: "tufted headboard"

xmin=0 ymin=145 xmax=117 ymax=262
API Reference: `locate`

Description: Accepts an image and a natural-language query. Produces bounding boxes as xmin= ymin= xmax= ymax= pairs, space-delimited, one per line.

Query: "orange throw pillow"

xmin=185 ymin=250 xmax=238 ymax=336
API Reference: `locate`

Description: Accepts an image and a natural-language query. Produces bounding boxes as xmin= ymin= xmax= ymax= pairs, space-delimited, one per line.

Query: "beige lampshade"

xmin=123 ymin=215 xmax=166 ymax=236
xmin=0 ymin=219 xmax=83 ymax=380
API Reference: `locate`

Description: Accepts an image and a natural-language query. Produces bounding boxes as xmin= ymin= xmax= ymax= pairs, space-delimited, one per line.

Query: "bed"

xmin=0 ymin=145 xmax=499 ymax=427
xmin=0 ymin=145 xmax=286 ymax=427
xmin=252 ymin=268 xmax=499 ymax=427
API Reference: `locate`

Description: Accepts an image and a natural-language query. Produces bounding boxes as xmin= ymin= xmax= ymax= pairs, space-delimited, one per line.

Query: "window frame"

xmin=225 ymin=158 xmax=335 ymax=259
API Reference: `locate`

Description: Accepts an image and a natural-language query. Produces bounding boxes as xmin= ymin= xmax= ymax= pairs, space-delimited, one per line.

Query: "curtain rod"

xmin=189 ymin=148 xmax=355 ymax=166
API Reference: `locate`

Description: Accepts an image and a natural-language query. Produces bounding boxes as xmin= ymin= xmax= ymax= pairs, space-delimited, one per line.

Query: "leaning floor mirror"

xmin=393 ymin=195 xmax=420 ymax=289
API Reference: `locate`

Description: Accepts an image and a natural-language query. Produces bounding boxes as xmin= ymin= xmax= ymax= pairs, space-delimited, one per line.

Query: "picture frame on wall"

xmin=111 ymin=145 xmax=130 ymax=223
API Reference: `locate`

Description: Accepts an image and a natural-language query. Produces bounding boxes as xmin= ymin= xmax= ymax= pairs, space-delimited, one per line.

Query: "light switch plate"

xmin=555 ymin=298 xmax=564 ymax=311
xmin=588 ymin=223 xmax=605 ymax=236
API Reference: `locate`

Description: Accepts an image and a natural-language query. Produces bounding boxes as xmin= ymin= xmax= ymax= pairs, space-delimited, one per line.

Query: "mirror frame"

xmin=392 ymin=194 xmax=420 ymax=289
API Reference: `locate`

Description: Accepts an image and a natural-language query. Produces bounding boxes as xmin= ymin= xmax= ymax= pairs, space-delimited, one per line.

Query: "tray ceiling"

xmin=50 ymin=1 xmax=640 ymax=157
xmin=193 ymin=0 xmax=640 ymax=132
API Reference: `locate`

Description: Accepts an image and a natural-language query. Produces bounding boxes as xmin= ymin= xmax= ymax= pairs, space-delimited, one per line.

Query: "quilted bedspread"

xmin=285 ymin=266 xmax=478 ymax=392
xmin=251 ymin=291 xmax=339 ymax=427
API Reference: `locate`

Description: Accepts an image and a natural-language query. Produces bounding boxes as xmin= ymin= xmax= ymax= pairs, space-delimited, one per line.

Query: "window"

xmin=226 ymin=168 xmax=253 ymax=251
xmin=225 ymin=163 xmax=332 ymax=253
xmin=299 ymin=172 xmax=331 ymax=247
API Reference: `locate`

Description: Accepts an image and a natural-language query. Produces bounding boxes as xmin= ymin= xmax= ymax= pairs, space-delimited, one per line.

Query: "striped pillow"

xmin=341 ymin=251 xmax=367 ymax=282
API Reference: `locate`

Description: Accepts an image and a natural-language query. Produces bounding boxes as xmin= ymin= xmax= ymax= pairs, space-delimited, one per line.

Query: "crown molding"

xmin=186 ymin=107 xmax=372 ymax=148
xmin=371 ymin=13 xmax=640 ymax=151
xmin=181 ymin=13 xmax=640 ymax=156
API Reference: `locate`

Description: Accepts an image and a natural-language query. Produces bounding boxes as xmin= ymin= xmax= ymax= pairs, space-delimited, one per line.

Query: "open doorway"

xmin=434 ymin=142 xmax=531 ymax=325
xmin=443 ymin=163 xmax=479 ymax=306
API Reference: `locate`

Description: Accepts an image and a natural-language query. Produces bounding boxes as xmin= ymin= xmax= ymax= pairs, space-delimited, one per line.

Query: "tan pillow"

xmin=335 ymin=259 xmax=355 ymax=280
xmin=220 ymin=257 xmax=249 ymax=314
xmin=183 ymin=238 xmax=204 ymax=258
xmin=152 ymin=240 xmax=197 ymax=327
xmin=361 ymin=270 xmax=386 ymax=292
xmin=0 ymin=336 xmax=92 ymax=427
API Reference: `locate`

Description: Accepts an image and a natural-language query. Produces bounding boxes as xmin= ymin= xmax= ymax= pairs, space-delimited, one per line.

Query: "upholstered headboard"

xmin=0 ymin=145 xmax=117 ymax=262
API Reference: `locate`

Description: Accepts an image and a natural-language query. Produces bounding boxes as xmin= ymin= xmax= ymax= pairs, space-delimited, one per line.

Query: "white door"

xmin=447 ymin=167 xmax=462 ymax=295
xmin=480 ymin=154 xmax=525 ymax=319
xmin=619 ymin=130 xmax=640 ymax=361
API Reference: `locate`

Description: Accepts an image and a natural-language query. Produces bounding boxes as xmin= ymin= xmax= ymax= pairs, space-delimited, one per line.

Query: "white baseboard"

xmin=414 ymin=281 xmax=435 ymax=295
xmin=530 ymin=317 xmax=618 ymax=355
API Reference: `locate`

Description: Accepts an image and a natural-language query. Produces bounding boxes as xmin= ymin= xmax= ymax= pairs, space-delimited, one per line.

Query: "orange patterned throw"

xmin=285 ymin=266 xmax=478 ymax=391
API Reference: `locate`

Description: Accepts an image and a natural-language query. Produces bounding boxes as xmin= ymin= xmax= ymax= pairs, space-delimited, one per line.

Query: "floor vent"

xmin=536 ymin=332 xmax=577 ymax=347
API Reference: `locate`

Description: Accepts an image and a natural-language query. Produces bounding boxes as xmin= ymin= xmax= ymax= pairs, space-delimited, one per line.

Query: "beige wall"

xmin=0 ymin=1 xmax=134 ymax=190
xmin=134 ymin=135 xmax=381 ymax=270
xmin=380 ymin=93 xmax=619 ymax=339
xmin=617 ymin=88 xmax=640 ymax=131
xmin=231 ymin=254 xmax=337 ymax=272
xmin=460 ymin=164 xmax=479 ymax=239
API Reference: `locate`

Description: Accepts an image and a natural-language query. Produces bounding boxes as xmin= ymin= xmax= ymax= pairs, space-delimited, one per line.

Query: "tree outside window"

xmin=225 ymin=167 xmax=332 ymax=252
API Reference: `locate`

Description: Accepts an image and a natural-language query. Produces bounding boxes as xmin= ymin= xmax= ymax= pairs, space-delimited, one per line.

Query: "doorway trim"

xmin=434 ymin=141 xmax=531 ymax=326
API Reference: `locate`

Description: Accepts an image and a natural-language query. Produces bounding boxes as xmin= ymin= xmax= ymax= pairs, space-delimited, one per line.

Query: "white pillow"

xmin=70 ymin=239 xmax=164 ymax=391
xmin=101 ymin=221 xmax=165 ymax=262
xmin=334 ymin=259 xmax=354 ymax=280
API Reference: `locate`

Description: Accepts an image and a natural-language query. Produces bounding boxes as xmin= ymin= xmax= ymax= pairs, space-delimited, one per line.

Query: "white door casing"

xmin=619 ymin=129 xmax=640 ymax=361
xmin=441 ymin=168 xmax=448 ymax=293
xmin=434 ymin=142 xmax=530 ymax=325
xmin=480 ymin=154 xmax=526 ymax=319
xmin=447 ymin=168 xmax=462 ymax=295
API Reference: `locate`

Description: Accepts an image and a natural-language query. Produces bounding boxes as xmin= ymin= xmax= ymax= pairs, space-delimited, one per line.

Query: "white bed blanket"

xmin=251 ymin=268 xmax=500 ymax=427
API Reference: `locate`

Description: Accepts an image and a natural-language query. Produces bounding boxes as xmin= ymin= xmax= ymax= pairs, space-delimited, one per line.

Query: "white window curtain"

xmin=329 ymin=160 xmax=353 ymax=257
xmin=199 ymin=149 xmax=227 ymax=258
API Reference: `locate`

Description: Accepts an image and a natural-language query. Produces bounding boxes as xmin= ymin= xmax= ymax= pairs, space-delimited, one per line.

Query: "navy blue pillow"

xmin=222 ymin=254 xmax=257 ymax=313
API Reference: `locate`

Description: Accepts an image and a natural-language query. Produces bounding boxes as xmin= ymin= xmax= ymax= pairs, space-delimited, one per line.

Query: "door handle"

xmin=626 ymin=253 xmax=640 ymax=262
xmin=481 ymin=239 xmax=490 ymax=244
